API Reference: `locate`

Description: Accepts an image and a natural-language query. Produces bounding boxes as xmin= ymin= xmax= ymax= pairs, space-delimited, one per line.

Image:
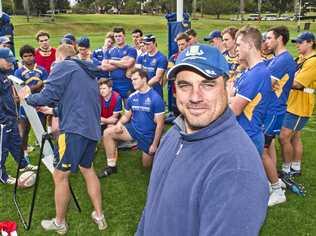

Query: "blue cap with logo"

xmin=64 ymin=33 xmax=76 ymax=43
xmin=291 ymin=31 xmax=315 ymax=43
xmin=143 ymin=34 xmax=156 ymax=44
xmin=0 ymin=48 xmax=16 ymax=63
xmin=204 ymin=30 xmax=222 ymax=41
xmin=77 ymin=36 xmax=90 ymax=48
xmin=167 ymin=44 xmax=229 ymax=80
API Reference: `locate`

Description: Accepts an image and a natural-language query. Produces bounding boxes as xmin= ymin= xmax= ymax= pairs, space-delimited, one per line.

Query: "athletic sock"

xmin=291 ymin=161 xmax=301 ymax=171
xmin=282 ymin=163 xmax=291 ymax=174
xmin=271 ymin=181 xmax=282 ymax=191
xmin=107 ymin=159 xmax=116 ymax=168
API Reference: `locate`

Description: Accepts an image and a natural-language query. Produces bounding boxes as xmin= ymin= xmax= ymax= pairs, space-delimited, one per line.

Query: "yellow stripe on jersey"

xmin=58 ymin=133 xmax=67 ymax=160
xmin=274 ymin=74 xmax=289 ymax=98
xmin=243 ymin=93 xmax=262 ymax=121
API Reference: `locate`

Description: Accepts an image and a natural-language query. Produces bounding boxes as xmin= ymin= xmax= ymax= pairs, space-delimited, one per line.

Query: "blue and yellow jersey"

xmin=235 ymin=62 xmax=273 ymax=138
xmin=287 ymin=51 xmax=316 ymax=117
xmin=14 ymin=64 xmax=48 ymax=88
xmin=223 ymin=50 xmax=239 ymax=79
xmin=267 ymin=51 xmax=297 ymax=115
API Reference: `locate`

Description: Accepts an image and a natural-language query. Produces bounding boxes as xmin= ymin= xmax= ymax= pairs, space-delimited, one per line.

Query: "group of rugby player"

xmin=1 ymin=24 xmax=315 ymax=212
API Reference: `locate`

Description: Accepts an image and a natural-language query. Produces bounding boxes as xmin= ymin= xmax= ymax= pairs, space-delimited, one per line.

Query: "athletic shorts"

xmin=124 ymin=122 xmax=153 ymax=154
xmin=249 ymin=132 xmax=264 ymax=157
xmin=282 ymin=112 xmax=309 ymax=131
xmin=54 ymin=133 xmax=97 ymax=173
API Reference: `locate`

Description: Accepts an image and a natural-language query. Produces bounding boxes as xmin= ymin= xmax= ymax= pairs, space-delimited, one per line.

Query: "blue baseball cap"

xmin=0 ymin=48 xmax=16 ymax=63
xmin=167 ymin=44 xmax=229 ymax=80
xmin=77 ymin=36 xmax=90 ymax=48
xmin=63 ymin=33 xmax=76 ymax=43
xmin=291 ymin=31 xmax=315 ymax=43
xmin=143 ymin=34 xmax=156 ymax=44
xmin=60 ymin=37 xmax=74 ymax=45
xmin=204 ymin=30 xmax=222 ymax=41
xmin=0 ymin=36 xmax=11 ymax=45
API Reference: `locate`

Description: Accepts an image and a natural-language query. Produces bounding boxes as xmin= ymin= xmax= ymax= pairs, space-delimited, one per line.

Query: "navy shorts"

xmin=54 ymin=133 xmax=97 ymax=173
xmin=282 ymin=112 xmax=309 ymax=131
xmin=124 ymin=122 xmax=153 ymax=154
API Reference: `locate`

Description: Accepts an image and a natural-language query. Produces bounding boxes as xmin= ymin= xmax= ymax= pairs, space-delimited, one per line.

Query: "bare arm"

xmin=148 ymin=68 xmax=165 ymax=87
xmin=148 ymin=113 xmax=165 ymax=155
xmin=229 ymin=96 xmax=249 ymax=116
xmin=101 ymin=112 xmax=120 ymax=125
xmin=292 ymin=80 xmax=304 ymax=90
xmin=109 ymin=56 xmax=135 ymax=69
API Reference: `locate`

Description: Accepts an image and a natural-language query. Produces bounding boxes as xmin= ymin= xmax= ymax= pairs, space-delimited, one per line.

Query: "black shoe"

xmin=98 ymin=166 xmax=117 ymax=178
xmin=290 ymin=168 xmax=301 ymax=176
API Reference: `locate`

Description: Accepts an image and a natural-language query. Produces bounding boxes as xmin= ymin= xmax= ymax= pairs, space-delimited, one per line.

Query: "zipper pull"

xmin=176 ymin=142 xmax=183 ymax=156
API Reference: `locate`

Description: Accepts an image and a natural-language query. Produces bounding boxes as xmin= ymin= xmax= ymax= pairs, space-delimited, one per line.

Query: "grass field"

xmin=1 ymin=14 xmax=316 ymax=235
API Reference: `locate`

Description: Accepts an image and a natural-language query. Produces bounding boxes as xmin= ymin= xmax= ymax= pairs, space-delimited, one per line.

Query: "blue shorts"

xmin=282 ymin=112 xmax=309 ymax=131
xmin=54 ymin=133 xmax=97 ymax=173
xmin=125 ymin=122 xmax=153 ymax=154
xmin=250 ymin=132 xmax=264 ymax=157
xmin=264 ymin=113 xmax=285 ymax=136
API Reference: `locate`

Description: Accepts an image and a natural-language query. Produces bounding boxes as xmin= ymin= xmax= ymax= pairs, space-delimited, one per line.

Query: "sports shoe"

xmin=279 ymin=178 xmax=286 ymax=189
xmin=20 ymin=164 xmax=38 ymax=172
xmin=91 ymin=211 xmax=108 ymax=230
xmin=290 ymin=168 xmax=301 ymax=176
xmin=41 ymin=218 xmax=68 ymax=235
xmin=3 ymin=175 xmax=16 ymax=185
xmin=268 ymin=189 xmax=286 ymax=207
xmin=98 ymin=166 xmax=117 ymax=178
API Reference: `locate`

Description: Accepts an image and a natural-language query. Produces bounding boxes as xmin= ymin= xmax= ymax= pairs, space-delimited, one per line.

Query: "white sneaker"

xmin=6 ymin=175 xmax=16 ymax=185
xmin=91 ymin=211 xmax=108 ymax=230
xmin=268 ymin=189 xmax=286 ymax=207
xmin=41 ymin=218 xmax=68 ymax=235
xmin=20 ymin=164 xmax=38 ymax=172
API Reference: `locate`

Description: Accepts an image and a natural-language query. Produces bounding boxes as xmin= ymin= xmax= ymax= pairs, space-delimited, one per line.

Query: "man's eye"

xmin=202 ymin=83 xmax=215 ymax=89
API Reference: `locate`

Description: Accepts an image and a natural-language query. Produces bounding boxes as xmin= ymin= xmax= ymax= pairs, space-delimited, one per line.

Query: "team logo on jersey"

xmin=144 ymin=97 xmax=151 ymax=106
xmin=151 ymin=59 xmax=157 ymax=66
xmin=185 ymin=45 xmax=204 ymax=57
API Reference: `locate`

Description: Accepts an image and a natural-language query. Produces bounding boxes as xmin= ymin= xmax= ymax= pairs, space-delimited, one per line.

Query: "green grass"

xmin=1 ymin=14 xmax=316 ymax=235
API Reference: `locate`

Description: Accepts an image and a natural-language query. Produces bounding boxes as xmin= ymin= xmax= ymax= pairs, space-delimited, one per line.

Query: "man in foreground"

xmin=19 ymin=44 xmax=107 ymax=234
xmin=136 ymin=45 xmax=269 ymax=236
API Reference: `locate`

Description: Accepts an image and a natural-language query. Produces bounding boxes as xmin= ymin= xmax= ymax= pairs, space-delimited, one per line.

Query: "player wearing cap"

xmin=136 ymin=44 xmax=268 ymax=236
xmin=102 ymin=27 xmax=137 ymax=100
xmin=0 ymin=48 xmax=38 ymax=185
xmin=185 ymin=28 xmax=198 ymax=45
xmin=34 ymin=31 xmax=56 ymax=74
xmin=136 ymin=34 xmax=168 ymax=98
xmin=262 ymin=26 xmax=297 ymax=206
xmin=204 ymin=30 xmax=225 ymax=53
xmin=100 ymin=68 xmax=165 ymax=177
xmin=279 ymin=31 xmax=316 ymax=177
xmin=14 ymin=44 xmax=48 ymax=162
xmin=230 ymin=26 xmax=274 ymax=156
xmin=222 ymin=27 xmax=239 ymax=79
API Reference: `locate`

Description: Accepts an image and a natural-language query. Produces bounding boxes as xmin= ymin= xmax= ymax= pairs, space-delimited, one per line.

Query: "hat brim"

xmin=5 ymin=56 xmax=16 ymax=64
xmin=291 ymin=38 xmax=303 ymax=43
xmin=167 ymin=62 xmax=223 ymax=80
xmin=203 ymin=36 xmax=212 ymax=41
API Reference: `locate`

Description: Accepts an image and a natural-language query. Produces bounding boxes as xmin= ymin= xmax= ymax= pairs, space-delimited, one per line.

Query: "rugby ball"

xmin=18 ymin=171 xmax=36 ymax=188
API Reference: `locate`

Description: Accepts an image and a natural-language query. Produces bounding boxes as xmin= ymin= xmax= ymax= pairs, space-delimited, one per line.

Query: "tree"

xmin=55 ymin=0 xmax=70 ymax=9
xmin=204 ymin=0 xmax=237 ymax=19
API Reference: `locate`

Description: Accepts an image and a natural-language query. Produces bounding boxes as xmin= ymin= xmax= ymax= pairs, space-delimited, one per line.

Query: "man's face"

xmin=131 ymin=72 xmax=146 ymax=90
xmin=22 ymin=52 xmax=34 ymax=66
xmin=144 ymin=42 xmax=156 ymax=54
xmin=0 ymin=43 xmax=11 ymax=49
xmin=104 ymin=38 xmax=114 ymax=49
xmin=78 ymin=47 xmax=90 ymax=59
xmin=296 ymin=40 xmax=313 ymax=55
xmin=209 ymin=37 xmax=222 ymax=48
xmin=222 ymin=33 xmax=235 ymax=51
xmin=175 ymin=70 xmax=228 ymax=133
xmin=0 ymin=58 xmax=13 ymax=71
xmin=265 ymin=31 xmax=278 ymax=52
xmin=38 ymin=35 xmax=50 ymax=49
xmin=114 ymin=32 xmax=125 ymax=46
xmin=188 ymin=35 xmax=198 ymax=46
xmin=236 ymin=35 xmax=249 ymax=61
xmin=177 ymin=39 xmax=188 ymax=52
xmin=132 ymin=32 xmax=142 ymax=46
xmin=99 ymin=84 xmax=112 ymax=98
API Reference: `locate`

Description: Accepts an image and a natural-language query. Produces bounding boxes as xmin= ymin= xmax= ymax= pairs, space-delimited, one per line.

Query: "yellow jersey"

xmin=287 ymin=51 xmax=316 ymax=117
